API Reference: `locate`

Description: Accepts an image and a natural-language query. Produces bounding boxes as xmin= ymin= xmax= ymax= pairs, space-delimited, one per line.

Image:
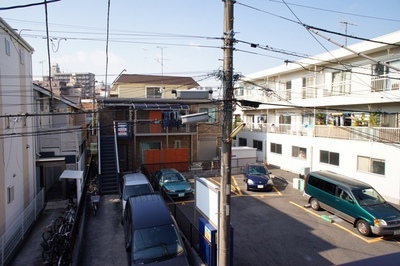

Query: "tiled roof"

xmin=117 ymin=74 xmax=199 ymax=87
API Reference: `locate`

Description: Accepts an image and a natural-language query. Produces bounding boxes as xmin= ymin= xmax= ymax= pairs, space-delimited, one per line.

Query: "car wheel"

xmin=310 ymin=198 xmax=320 ymax=211
xmin=356 ymin=220 xmax=372 ymax=236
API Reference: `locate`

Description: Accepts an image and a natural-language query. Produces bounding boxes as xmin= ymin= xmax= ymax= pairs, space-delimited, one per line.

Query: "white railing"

xmin=38 ymin=126 xmax=85 ymax=154
xmin=243 ymin=123 xmax=400 ymax=143
xmin=0 ymin=188 xmax=45 ymax=265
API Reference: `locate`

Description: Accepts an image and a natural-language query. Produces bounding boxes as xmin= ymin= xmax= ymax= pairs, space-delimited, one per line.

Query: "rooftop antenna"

xmin=142 ymin=47 xmax=148 ymax=73
xmin=340 ymin=21 xmax=357 ymax=46
xmin=156 ymin=46 xmax=168 ymax=76
xmin=157 ymin=46 xmax=168 ymax=90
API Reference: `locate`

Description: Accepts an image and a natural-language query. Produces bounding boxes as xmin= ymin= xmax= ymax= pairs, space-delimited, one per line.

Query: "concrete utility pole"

xmin=219 ymin=1 xmax=234 ymax=265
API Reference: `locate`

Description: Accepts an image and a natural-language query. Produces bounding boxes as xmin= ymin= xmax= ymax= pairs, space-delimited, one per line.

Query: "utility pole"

xmin=219 ymin=1 xmax=234 ymax=265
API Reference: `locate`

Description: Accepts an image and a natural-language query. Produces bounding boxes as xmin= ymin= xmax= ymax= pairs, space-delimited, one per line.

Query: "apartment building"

xmin=34 ymin=84 xmax=88 ymax=200
xmin=234 ymin=30 xmax=400 ymax=204
xmin=97 ymin=74 xmax=221 ymax=193
xmin=0 ymin=16 xmax=36 ymax=245
xmin=39 ymin=64 xmax=96 ymax=99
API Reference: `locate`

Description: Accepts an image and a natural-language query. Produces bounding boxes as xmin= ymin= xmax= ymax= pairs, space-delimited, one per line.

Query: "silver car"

xmin=120 ymin=173 xmax=154 ymax=224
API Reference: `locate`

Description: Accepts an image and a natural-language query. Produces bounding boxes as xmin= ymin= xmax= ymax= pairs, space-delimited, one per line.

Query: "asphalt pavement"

xmin=7 ymin=167 xmax=300 ymax=266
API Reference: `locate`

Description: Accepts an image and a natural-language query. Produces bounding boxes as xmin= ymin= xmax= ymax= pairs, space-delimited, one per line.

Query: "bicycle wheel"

xmin=42 ymin=230 xmax=52 ymax=241
xmin=57 ymin=252 xmax=71 ymax=266
xmin=42 ymin=249 xmax=55 ymax=264
xmin=53 ymin=218 xmax=62 ymax=232
xmin=92 ymin=203 xmax=97 ymax=217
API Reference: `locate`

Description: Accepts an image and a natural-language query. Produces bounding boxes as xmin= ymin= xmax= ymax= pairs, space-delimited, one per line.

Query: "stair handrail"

xmin=113 ymin=121 xmax=120 ymax=175
xmin=98 ymin=121 xmax=101 ymax=175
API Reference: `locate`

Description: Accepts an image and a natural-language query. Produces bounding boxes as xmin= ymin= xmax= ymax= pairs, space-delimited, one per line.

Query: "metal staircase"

xmin=99 ymin=136 xmax=118 ymax=194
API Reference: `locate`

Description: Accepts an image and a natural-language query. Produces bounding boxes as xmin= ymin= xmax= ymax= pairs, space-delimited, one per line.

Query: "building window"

xmin=371 ymin=64 xmax=389 ymax=92
xmin=146 ymin=87 xmax=162 ymax=98
xmin=357 ymin=156 xmax=385 ymax=175
xmin=270 ymin=143 xmax=282 ymax=154
xmin=302 ymin=77 xmax=315 ymax=99
xmin=5 ymin=38 xmax=10 ymax=56
xmin=238 ymin=138 xmax=247 ymax=146
xmin=20 ymin=49 xmax=24 ymax=65
xmin=279 ymin=114 xmax=291 ymax=125
xmin=235 ymin=86 xmax=244 ymax=96
xmin=320 ymin=150 xmax=339 ymax=166
xmin=285 ymin=81 xmax=291 ymax=100
xmin=253 ymin=140 xmax=262 ymax=151
xmin=7 ymin=185 xmax=14 ymax=203
xmin=199 ymin=107 xmax=216 ymax=122
xmin=292 ymin=146 xmax=306 ymax=159
xmin=174 ymin=140 xmax=181 ymax=149
xmin=332 ymin=71 xmax=351 ymax=96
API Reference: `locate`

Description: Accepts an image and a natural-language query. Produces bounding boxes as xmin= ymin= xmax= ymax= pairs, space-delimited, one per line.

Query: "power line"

xmin=0 ymin=0 xmax=60 ymax=10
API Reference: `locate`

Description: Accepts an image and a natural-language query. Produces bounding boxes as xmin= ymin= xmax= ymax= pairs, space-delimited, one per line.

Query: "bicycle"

xmin=42 ymin=218 xmax=62 ymax=242
xmin=87 ymin=191 xmax=100 ymax=217
xmin=41 ymin=231 xmax=69 ymax=265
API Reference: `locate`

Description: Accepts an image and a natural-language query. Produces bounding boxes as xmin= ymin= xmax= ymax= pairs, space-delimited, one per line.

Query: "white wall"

xmin=265 ymin=132 xmax=400 ymax=204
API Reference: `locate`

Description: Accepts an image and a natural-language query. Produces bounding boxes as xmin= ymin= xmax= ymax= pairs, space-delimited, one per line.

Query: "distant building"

xmin=37 ymin=63 xmax=96 ymax=99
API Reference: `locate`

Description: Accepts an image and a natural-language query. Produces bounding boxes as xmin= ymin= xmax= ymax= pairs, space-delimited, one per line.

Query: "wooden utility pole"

xmin=219 ymin=0 xmax=234 ymax=265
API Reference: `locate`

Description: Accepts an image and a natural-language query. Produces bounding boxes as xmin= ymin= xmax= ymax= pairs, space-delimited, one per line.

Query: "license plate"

xmin=178 ymin=193 xmax=185 ymax=197
xmin=257 ymin=185 xmax=264 ymax=188
xmin=394 ymin=229 xmax=400 ymax=235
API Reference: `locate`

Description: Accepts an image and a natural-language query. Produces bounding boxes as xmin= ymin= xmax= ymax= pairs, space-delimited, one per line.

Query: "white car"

xmin=120 ymin=173 xmax=153 ymax=224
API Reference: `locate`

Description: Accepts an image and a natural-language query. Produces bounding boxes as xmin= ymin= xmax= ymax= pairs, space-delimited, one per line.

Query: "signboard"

xmin=195 ymin=177 xmax=219 ymax=228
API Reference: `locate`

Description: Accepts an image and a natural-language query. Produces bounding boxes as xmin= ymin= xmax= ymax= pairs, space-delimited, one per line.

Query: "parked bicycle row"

xmin=40 ymin=201 xmax=76 ymax=266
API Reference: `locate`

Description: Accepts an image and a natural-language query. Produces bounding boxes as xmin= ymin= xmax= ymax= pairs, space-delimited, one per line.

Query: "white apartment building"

xmin=234 ymin=30 xmax=400 ymax=204
xmin=0 ymin=18 xmax=36 ymax=235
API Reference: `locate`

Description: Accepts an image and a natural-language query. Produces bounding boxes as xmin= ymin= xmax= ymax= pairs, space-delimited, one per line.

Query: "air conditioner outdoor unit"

xmin=181 ymin=112 xmax=209 ymax=124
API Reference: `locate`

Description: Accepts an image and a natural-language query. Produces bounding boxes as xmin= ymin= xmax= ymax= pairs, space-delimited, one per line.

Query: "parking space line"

xmin=231 ymin=176 xmax=243 ymax=196
xmin=289 ymin=201 xmax=384 ymax=244
xmin=209 ymin=177 xmax=282 ymax=197
xmin=273 ymin=186 xmax=282 ymax=195
xmin=209 ymin=177 xmax=241 ymax=196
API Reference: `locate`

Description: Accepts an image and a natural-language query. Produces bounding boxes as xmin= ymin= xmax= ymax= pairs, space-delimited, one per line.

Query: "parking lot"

xmin=9 ymin=168 xmax=400 ymax=266
xmin=175 ymin=168 xmax=400 ymax=265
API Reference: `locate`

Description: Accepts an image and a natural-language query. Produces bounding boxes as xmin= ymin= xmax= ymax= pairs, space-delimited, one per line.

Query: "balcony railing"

xmin=135 ymin=122 xmax=197 ymax=135
xmin=242 ymin=123 xmax=400 ymax=144
xmin=38 ymin=126 xmax=86 ymax=154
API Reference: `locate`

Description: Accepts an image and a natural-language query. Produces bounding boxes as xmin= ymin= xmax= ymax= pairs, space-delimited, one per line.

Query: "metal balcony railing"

xmin=243 ymin=123 xmax=400 ymax=144
xmin=135 ymin=123 xmax=197 ymax=135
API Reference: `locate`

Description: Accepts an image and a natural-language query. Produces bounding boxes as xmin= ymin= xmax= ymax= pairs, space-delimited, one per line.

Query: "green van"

xmin=303 ymin=170 xmax=400 ymax=236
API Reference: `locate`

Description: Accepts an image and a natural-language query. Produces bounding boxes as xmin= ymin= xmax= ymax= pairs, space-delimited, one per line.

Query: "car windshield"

xmin=163 ymin=173 xmax=185 ymax=183
xmin=123 ymin=184 xmax=153 ymax=200
xmin=133 ymin=224 xmax=184 ymax=264
xmin=249 ymin=166 xmax=267 ymax=175
xmin=352 ymin=188 xmax=386 ymax=206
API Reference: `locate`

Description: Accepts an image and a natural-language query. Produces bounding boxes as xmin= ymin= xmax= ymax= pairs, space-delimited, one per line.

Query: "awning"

xmin=131 ymin=103 xmax=189 ymax=110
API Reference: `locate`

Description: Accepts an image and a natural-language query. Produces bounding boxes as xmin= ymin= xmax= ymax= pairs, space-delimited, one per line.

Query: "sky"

xmin=1 ymin=0 xmax=400 ymax=88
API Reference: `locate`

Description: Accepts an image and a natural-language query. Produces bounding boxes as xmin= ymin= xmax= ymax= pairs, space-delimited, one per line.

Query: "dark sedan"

xmin=244 ymin=163 xmax=274 ymax=191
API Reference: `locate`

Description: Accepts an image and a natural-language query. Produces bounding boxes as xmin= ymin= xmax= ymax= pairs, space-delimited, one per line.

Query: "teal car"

xmin=153 ymin=168 xmax=194 ymax=198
